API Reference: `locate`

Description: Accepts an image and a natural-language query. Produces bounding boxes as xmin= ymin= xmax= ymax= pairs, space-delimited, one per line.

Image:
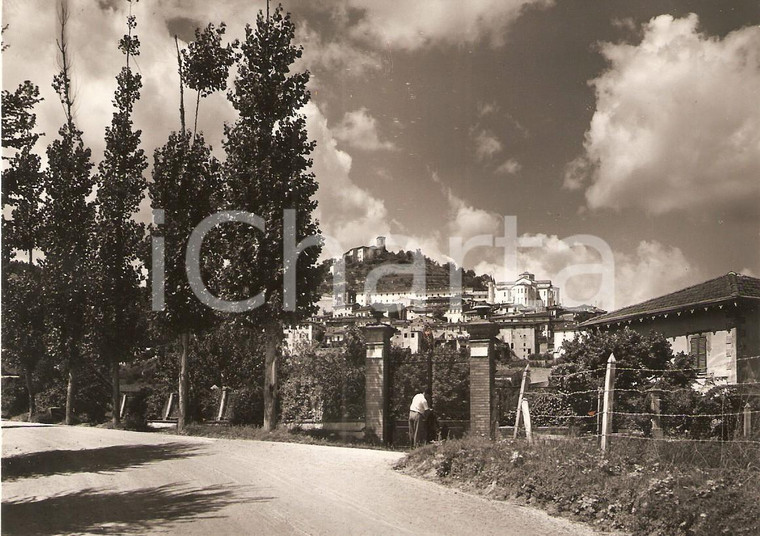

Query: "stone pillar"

xmin=467 ymin=322 xmax=498 ymax=439
xmin=364 ymin=324 xmax=395 ymax=444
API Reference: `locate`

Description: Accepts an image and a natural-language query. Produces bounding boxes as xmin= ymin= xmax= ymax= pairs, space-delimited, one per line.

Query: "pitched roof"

xmin=580 ymin=272 xmax=760 ymax=328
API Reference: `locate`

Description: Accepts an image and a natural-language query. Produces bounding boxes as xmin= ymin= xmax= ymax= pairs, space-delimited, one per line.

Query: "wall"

xmin=737 ymin=302 xmax=760 ymax=382
xmin=552 ymin=329 xmax=578 ymax=357
xmin=391 ymin=327 xmax=422 ymax=353
xmin=498 ymin=326 xmax=536 ymax=359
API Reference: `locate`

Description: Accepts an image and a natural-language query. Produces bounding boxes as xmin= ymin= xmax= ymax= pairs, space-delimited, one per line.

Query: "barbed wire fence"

xmin=514 ymin=355 xmax=760 ymax=452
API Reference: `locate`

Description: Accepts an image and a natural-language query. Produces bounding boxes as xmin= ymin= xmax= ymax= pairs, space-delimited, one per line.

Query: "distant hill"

xmin=317 ymin=249 xmax=491 ymax=296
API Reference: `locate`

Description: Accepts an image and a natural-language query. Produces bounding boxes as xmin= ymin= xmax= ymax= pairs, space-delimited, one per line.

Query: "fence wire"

xmin=514 ymin=358 xmax=760 ymax=448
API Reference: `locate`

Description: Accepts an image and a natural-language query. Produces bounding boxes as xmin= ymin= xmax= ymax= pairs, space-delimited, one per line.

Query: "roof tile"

xmin=581 ymin=272 xmax=760 ymax=327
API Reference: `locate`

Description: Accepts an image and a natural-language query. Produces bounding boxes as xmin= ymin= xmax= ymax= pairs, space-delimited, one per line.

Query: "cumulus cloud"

xmin=430 ymin=172 xmax=501 ymax=239
xmin=332 ymin=108 xmax=397 ymax=151
xmin=567 ymin=14 xmax=760 ymax=216
xmin=495 ymin=158 xmax=522 ymax=175
xmin=473 ymin=129 xmax=503 ymax=161
xmin=347 ymin=0 xmax=553 ymax=50
xmin=614 ymin=241 xmax=701 ymax=308
xmin=477 ymin=101 xmax=499 ymax=117
xmin=429 ymin=173 xmax=701 ymax=309
xmin=476 ymin=235 xmax=700 ymax=310
xmin=297 ymin=22 xmax=382 ymax=77
xmin=304 ymin=103 xmax=391 ymax=254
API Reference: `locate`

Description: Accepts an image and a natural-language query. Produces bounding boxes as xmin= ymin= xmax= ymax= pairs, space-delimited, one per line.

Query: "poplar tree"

xmin=149 ymin=132 xmax=220 ymax=430
xmin=92 ymin=2 xmax=147 ymax=425
xmin=222 ymin=4 xmax=322 ymax=430
xmin=148 ymin=24 xmax=231 ymax=430
xmin=42 ymin=3 xmax=96 ymax=425
xmin=1 ymin=78 xmax=45 ymax=419
xmin=182 ymin=22 xmax=236 ymax=136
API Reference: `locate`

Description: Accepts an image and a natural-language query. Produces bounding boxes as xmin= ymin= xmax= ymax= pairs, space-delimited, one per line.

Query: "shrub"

xmin=30 ymin=410 xmax=59 ymax=424
xmin=281 ymin=333 xmax=365 ymax=423
xmin=123 ymin=389 xmax=150 ymax=431
xmin=397 ymin=436 xmax=760 ymax=536
xmin=1 ymin=378 xmax=29 ymax=418
xmin=145 ymin=387 xmax=170 ymax=420
xmin=525 ymin=392 xmax=575 ymax=426
xmin=229 ymin=386 xmax=264 ymax=426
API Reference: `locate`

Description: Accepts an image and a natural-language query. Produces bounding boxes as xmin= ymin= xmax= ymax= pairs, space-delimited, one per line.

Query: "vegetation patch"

xmin=395 ymin=437 xmax=760 ymax=536
xmin=174 ymin=423 xmax=395 ymax=451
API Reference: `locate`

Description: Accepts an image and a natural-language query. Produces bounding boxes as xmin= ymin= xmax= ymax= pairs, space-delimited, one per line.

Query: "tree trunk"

xmin=262 ymin=322 xmax=282 ymax=431
xmin=178 ymin=331 xmax=190 ymax=431
xmin=193 ymin=90 xmax=201 ymax=136
xmin=175 ymin=36 xmax=186 ymax=134
xmin=65 ymin=366 xmax=76 ymax=425
xmin=111 ymin=359 xmax=121 ymax=425
xmin=25 ymin=371 xmax=36 ymax=420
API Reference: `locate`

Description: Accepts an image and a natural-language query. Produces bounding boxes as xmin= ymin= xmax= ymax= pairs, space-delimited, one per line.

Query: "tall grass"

xmin=396 ymin=436 xmax=760 ymax=536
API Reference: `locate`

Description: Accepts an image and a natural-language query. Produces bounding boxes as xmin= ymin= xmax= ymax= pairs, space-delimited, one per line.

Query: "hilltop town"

xmin=286 ymin=236 xmax=606 ymax=359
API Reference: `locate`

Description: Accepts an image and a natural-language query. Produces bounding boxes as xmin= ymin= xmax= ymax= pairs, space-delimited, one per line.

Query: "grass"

xmin=169 ymin=423 xmax=397 ymax=451
xmin=394 ymin=436 xmax=760 ymax=536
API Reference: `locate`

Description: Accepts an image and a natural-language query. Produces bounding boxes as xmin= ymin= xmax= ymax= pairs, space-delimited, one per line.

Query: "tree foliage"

xmin=92 ymin=4 xmax=148 ymax=423
xmin=1 ymin=262 xmax=45 ymax=417
xmin=2 ymin=81 xmax=45 ymax=261
xmin=1 ymin=79 xmax=45 ymax=418
xmin=281 ymin=328 xmax=366 ymax=422
xmin=181 ymin=22 xmax=236 ymax=134
xmin=42 ymin=6 xmax=96 ymax=423
xmin=221 ymin=5 xmax=321 ymax=322
xmin=221 ymin=4 xmax=322 ymax=430
xmin=552 ymin=328 xmax=697 ymax=432
xmin=148 ymin=132 xmax=221 ymax=335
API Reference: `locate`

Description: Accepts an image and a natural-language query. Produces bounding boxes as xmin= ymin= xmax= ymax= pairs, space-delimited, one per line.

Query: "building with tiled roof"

xmin=580 ymin=272 xmax=760 ymax=384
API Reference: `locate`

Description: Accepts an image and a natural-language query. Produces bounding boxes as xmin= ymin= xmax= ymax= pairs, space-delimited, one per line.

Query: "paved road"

xmin=2 ymin=423 xmax=605 ymax=535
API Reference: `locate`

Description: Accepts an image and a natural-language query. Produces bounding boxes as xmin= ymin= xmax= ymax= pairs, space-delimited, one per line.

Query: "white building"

xmin=493 ymin=272 xmax=559 ymax=309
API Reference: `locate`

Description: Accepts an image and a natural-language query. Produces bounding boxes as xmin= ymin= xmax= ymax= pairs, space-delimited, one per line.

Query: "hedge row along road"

xmin=2 ymin=423 xmax=604 ymax=535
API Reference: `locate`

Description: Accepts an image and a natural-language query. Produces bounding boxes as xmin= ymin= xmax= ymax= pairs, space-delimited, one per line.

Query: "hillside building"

xmin=580 ymin=272 xmax=760 ymax=385
xmin=343 ymin=236 xmax=387 ymax=263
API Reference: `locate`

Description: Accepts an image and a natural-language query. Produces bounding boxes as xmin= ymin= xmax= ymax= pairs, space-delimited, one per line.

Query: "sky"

xmin=2 ymin=0 xmax=759 ymax=311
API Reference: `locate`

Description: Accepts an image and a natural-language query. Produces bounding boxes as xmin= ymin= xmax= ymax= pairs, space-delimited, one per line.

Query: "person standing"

xmin=409 ymin=388 xmax=432 ymax=447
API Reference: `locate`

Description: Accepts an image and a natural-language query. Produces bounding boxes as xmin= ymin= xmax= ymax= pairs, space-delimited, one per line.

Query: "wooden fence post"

xmin=596 ymin=387 xmax=603 ymax=444
xmin=600 ymin=353 xmax=616 ymax=453
xmin=217 ymin=387 xmax=229 ymax=422
xmin=521 ymin=399 xmax=533 ymax=445
xmin=650 ymin=389 xmax=663 ymax=439
xmin=119 ymin=393 xmax=128 ymax=419
xmin=745 ymin=403 xmax=752 ymax=438
xmin=513 ymin=364 xmax=530 ymax=439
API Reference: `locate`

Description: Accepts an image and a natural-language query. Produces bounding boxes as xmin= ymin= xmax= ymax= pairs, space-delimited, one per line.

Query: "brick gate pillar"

xmin=364 ymin=324 xmax=395 ymax=444
xmin=467 ymin=322 xmax=498 ymax=439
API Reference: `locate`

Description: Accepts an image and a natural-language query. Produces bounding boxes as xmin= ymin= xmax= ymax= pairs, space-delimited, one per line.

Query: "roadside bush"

xmin=281 ymin=332 xmax=365 ymax=423
xmin=29 ymin=410 xmax=59 ymax=424
xmin=145 ymin=386 xmax=170 ymax=420
xmin=123 ymin=389 xmax=150 ymax=431
xmin=1 ymin=378 xmax=28 ymax=418
xmin=525 ymin=392 xmax=575 ymax=426
xmin=229 ymin=386 xmax=264 ymax=426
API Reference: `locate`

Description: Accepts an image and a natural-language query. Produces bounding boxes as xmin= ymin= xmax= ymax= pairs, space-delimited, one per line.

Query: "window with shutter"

xmin=689 ymin=334 xmax=707 ymax=373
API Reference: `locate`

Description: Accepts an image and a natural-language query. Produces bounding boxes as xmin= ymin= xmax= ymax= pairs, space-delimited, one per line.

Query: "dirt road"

xmin=2 ymin=423 xmax=605 ymax=535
